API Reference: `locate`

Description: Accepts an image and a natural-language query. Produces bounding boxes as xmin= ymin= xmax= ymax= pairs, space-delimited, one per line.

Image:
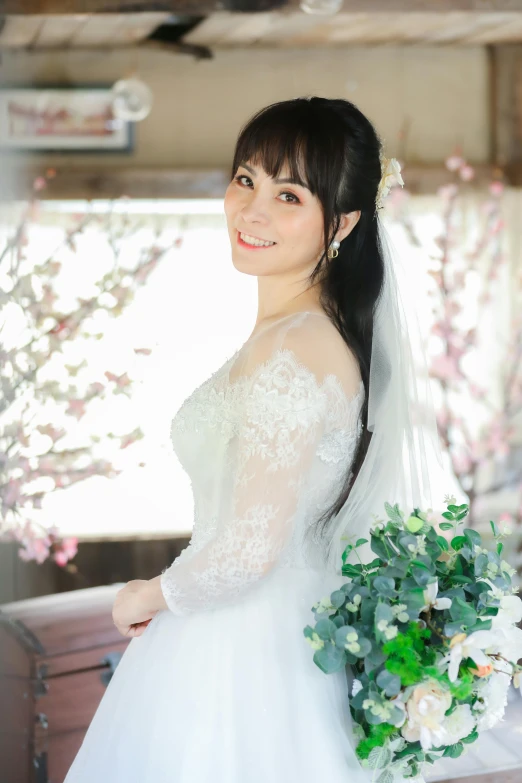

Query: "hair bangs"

xmin=231 ymin=103 xmax=336 ymax=195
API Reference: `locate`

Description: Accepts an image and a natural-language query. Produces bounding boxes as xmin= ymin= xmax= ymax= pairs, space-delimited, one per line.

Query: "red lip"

xmin=236 ymin=230 xmax=276 ymax=250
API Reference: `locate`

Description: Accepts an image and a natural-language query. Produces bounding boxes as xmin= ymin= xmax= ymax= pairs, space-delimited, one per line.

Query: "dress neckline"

xmin=245 ymin=310 xmax=331 ymax=345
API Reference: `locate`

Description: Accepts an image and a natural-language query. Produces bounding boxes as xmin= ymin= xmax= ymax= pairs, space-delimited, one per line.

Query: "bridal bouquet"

xmin=304 ymin=498 xmax=522 ymax=782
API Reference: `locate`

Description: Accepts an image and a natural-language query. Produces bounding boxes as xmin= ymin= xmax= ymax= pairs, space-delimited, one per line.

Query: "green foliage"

xmin=356 ymin=723 xmax=397 ymax=760
xmin=305 ymin=497 xmax=519 ymax=782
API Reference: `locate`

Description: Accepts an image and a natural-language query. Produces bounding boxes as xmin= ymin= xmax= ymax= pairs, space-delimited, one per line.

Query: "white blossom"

xmin=352 ymin=678 xmax=363 ymax=697
xmin=491 ymin=595 xmax=522 ymax=629
xmin=442 ymin=630 xmax=498 ymax=682
xmin=421 ymin=579 xmax=452 ymax=612
xmin=441 ymin=704 xmax=476 ymax=745
xmin=401 ymin=679 xmax=452 ymax=750
xmin=475 ymin=672 xmax=511 ymax=730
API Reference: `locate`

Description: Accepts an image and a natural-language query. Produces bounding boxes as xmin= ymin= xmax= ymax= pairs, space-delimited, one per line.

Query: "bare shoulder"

xmin=243 ymin=312 xmax=362 ymax=398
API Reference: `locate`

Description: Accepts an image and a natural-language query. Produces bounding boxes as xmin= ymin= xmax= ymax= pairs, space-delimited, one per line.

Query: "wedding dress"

xmin=64 ymin=310 xmax=382 ymax=783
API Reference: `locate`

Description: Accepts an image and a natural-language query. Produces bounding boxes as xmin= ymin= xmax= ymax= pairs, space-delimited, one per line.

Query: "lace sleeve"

xmin=160 ymin=316 xmax=362 ymax=616
xmin=159 ymin=316 xmax=361 ymax=616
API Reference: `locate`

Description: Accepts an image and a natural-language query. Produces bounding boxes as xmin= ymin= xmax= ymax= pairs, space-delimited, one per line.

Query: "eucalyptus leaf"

xmin=376 ymin=669 xmax=402 ymax=696
xmin=474 ymin=553 xmax=488 ymax=577
xmin=374 ymin=576 xmax=396 ymax=597
xmin=464 ymin=528 xmax=482 ymax=548
xmin=315 ymin=618 xmax=338 ymax=640
xmin=375 ymin=602 xmax=394 ymax=624
xmin=412 ymin=567 xmax=432 ymax=586
xmin=313 ymin=642 xmax=346 ymax=674
xmin=368 ymin=746 xmax=392 ymax=769
xmin=436 ymin=535 xmax=449 ymax=551
xmin=330 ymin=589 xmax=346 ymax=609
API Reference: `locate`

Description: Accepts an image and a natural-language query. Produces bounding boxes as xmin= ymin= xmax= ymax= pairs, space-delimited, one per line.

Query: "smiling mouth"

xmin=237 ymin=230 xmax=276 ymax=248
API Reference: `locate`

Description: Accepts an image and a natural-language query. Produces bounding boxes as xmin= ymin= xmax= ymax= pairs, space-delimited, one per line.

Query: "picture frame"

xmin=0 ymin=84 xmax=135 ymax=154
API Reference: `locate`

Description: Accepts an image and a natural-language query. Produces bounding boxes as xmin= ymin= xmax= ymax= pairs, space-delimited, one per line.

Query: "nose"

xmin=239 ymin=188 xmax=269 ymax=225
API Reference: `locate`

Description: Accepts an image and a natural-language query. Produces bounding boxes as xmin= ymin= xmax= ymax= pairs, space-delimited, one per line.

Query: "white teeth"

xmin=240 ymin=232 xmax=275 ymax=247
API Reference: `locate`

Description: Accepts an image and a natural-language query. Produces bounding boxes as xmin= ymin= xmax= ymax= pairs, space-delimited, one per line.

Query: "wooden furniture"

xmin=0 ymin=584 xmax=128 ymax=783
xmin=1 ymin=582 xmax=521 ymax=783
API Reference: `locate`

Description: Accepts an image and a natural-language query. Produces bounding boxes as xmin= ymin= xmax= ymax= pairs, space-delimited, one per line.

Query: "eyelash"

xmin=234 ymin=174 xmax=301 ymax=204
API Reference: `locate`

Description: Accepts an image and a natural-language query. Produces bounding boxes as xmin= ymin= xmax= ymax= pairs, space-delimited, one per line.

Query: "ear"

xmin=335 ymin=210 xmax=361 ymax=243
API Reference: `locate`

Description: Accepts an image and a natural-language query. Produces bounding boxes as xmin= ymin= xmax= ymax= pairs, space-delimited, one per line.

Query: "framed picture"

xmin=0 ymin=85 xmax=134 ymax=154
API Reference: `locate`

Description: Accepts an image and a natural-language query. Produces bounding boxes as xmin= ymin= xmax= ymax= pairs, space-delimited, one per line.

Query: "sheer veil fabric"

xmin=325 ymin=217 xmax=445 ymax=573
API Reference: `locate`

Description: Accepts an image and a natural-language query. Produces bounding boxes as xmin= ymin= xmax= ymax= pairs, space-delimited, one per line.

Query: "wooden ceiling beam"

xmin=4 ymin=0 xmax=522 ymax=14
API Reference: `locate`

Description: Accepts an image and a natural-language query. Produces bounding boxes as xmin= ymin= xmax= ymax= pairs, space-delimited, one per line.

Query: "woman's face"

xmin=224 ymin=159 xmax=326 ymax=279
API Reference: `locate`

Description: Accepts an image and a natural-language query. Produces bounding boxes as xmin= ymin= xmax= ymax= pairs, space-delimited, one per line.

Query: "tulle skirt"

xmin=63 ymin=567 xmax=381 ymax=783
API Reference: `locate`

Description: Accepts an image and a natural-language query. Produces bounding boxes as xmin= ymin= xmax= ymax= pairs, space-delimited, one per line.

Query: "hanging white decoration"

xmin=111 ymin=77 xmax=154 ymax=123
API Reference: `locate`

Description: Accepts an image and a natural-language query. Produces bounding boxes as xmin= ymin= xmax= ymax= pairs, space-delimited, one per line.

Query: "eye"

xmin=234 ymin=174 xmax=253 ymax=187
xmin=279 ymin=191 xmax=300 ymax=205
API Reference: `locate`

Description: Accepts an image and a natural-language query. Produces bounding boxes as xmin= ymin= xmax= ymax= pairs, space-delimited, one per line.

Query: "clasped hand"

xmin=112 ymin=579 xmax=158 ymax=638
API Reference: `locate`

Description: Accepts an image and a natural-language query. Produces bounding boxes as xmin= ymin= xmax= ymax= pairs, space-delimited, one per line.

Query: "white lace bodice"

xmin=160 ymin=312 xmax=365 ymax=616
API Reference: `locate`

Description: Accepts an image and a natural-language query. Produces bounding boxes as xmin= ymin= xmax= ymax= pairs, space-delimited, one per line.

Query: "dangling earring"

xmin=328 ymin=239 xmax=340 ymax=259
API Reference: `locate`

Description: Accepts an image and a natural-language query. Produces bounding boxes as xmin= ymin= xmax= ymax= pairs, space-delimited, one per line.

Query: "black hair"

xmin=230 ymin=96 xmax=386 ymax=558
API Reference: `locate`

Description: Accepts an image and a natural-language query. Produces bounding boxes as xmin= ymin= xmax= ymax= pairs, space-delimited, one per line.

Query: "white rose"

xmin=441 ymin=704 xmax=476 ymax=745
xmin=491 ymin=595 xmax=522 ymax=629
xmin=491 ymin=626 xmax=522 ymax=664
xmin=475 ymin=672 xmax=511 ymax=731
xmin=401 ymin=679 xmax=452 ymax=750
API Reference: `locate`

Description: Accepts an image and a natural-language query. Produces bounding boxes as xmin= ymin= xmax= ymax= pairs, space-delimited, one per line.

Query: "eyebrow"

xmin=240 ymin=162 xmax=307 ymax=188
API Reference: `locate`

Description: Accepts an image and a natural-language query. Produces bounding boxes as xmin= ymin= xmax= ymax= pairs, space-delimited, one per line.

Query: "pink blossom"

xmin=446 ymin=155 xmax=465 ymax=171
xmin=459 ymin=165 xmax=475 ymax=182
xmin=438 ymin=184 xmax=459 ymax=201
xmin=453 ymin=451 xmax=473 ymax=474
xmin=431 ymin=354 xmax=462 ymax=382
xmin=53 ymin=536 xmax=78 ymax=566
xmin=19 ymin=536 xmax=51 ymax=564
xmin=436 ymin=408 xmax=449 ymax=428
xmin=489 ymin=181 xmax=504 ymax=197
xmin=104 ymin=371 xmax=131 ymax=387
xmin=469 ymin=383 xmax=487 ymax=399
xmin=431 ymin=322 xmax=449 ymax=338
xmin=54 ymin=551 xmax=69 ymax=567
xmin=486 ymin=421 xmax=510 ymax=457
xmin=33 ymin=177 xmax=47 ymax=191
xmin=3 ymin=479 xmax=22 ymax=507
xmin=66 ymin=399 xmax=86 ymax=419
xmin=489 ymin=181 xmax=505 ymax=196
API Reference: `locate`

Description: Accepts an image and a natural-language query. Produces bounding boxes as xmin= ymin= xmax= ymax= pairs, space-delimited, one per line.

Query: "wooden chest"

xmin=0 ymin=583 xmax=130 ymax=783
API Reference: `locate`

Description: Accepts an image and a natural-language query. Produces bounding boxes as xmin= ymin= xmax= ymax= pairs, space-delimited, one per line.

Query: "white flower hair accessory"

xmin=376 ymin=155 xmax=404 ymax=210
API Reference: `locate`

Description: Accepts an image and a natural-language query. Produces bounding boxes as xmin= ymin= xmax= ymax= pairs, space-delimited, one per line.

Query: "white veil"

xmin=325 ymin=214 xmax=446 ymax=575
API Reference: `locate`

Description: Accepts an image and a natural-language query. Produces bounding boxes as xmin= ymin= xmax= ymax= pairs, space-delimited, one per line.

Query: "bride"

xmin=64 ymin=97 xmax=444 ymax=782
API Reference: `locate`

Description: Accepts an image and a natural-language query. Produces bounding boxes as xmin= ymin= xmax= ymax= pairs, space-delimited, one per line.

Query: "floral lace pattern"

xmin=161 ymin=320 xmax=365 ymax=616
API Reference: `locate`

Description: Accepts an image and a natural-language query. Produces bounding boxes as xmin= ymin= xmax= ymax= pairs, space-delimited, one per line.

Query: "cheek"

xmin=223 ymin=185 xmax=239 ymax=223
xmin=284 ymin=209 xmax=324 ymax=251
